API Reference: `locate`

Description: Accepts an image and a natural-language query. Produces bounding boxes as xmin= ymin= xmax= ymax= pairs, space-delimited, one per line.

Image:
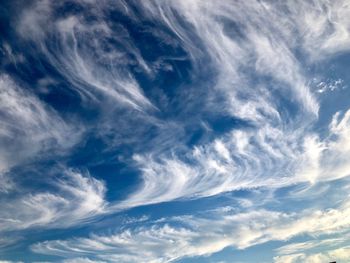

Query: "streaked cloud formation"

xmin=32 ymin=197 xmax=350 ymax=262
xmin=1 ymin=0 xmax=350 ymax=262
xmin=0 ymin=169 xmax=107 ymax=231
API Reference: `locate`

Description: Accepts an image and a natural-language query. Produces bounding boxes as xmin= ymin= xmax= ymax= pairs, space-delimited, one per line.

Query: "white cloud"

xmin=16 ymin=1 xmax=154 ymax=112
xmin=314 ymin=78 xmax=346 ymax=94
xmin=0 ymin=74 xmax=108 ymax=246
xmin=134 ymin=0 xmax=350 ymax=205
xmin=141 ymin=0 xmax=320 ymax=116
xmin=274 ymin=246 xmax=350 ymax=263
xmin=276 ymin=237 xmax=348 ymax=256
xmin=298 ymin=109 xmax=350 ymax=183
xmin=0 ymin=74 xmax=81 ymax=174
xmin=0 ymin=236 xmax=21 ymax=249
xmin=275 ymin=233 xmax=350 ymax=263
xmin=113 ymin=105 xmax=350 ymax=210
xmin=0 ymin=73 xmax=83 ymax=202
xmin=32 ymin=195 xmax=350 ymax=262
xmin=292 ymin=0 xmax=350 ymax=59
xmin=4 ymin=1 xmax=350 ymax=261
xmin=12 ymin=0 xmax=350 ymax=214
xmin=0 ymin=169 xmax=107 ymax=231
xmin=62 ymin=258 xmax=107 ymax=263
xmin=97 ymin=0 xmax=322 ymax=209
xmin=120 ymin=124 xmax=293 ymax=207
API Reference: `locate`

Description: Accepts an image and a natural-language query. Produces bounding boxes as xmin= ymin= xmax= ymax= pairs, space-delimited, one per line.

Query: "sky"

xmin=1 ymin=0 xmax=350 ymax=262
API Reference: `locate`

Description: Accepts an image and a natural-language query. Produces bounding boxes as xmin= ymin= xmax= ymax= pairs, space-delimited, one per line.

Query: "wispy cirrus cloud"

xmin=10 ymin=1 xmax=350 ymax=211
xmin=275 ymin=237 xmax=349 ymax=256
xmin=108 ymin=0 xmax=350 ymax=211
xmin=32 ymin=192 xmax=350 ymax=262
xmin=0 ymin=168 xmax=107 ymax=232
xmin=0 ymin=74 xmax=81 ymax=174
xmin=1 ymin=0 xmax=350 ymax=262
xmin=62 ymin=259 xmax=107 ymax=263
xmin=0 ymin=73 xmax=83 ymax=202
xmin=140 ymin=0 xmax=320 ymax=115
xmin=274 ymin=246 xmax=350 ymax=263
xmin=16 ymin=0 xmax=155 ymax=112
xmin=115 ymin=107 xmax=350 ymax=209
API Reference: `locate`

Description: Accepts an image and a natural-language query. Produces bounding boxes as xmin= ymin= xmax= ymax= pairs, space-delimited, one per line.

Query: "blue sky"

xmin=1 ymin=0 xmax=350 ymax=262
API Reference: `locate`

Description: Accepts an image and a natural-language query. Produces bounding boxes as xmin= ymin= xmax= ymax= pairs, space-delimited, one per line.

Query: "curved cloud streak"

xmin=0 ymin=169 xmax=107 ymax=232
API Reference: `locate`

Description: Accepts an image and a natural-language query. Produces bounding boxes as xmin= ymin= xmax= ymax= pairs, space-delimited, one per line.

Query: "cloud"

xmin=118 ymin=123 xmax=297 ymax=208
xmin=2 ymin=0 xmax=350 ymax=261
xmin=141 ymin=0 xmax=320 ymax=115
xmin=62 ymin=258 xmax=107 ymax=263
xmin=115 ymin=106 xmax=350 ymax=209
xmin=0 ymin=169 xmax=107 ymax=232
xmin=12 ymin=0 xmax=350 ymax=213
xmin=276 ymin=237 xmax=348 ymax=256
xmin=274 ymin=233 xmax=350 ymax=263
xmin=0 ymin=73 xmax=83 ymax=200
xmin=32 ymin=194 xmax=350 ymax=262
xmin=0 ymin=236 xmax=21 ymax=249
xmin=11 ymin=0 xmax=350 ymax=211
xmin=0 ymin=74 xmax=81 ymax=173
xmin=15 ymin=0 xmax=154 ymax=112
xmin=290 ymin=0 xmax=350 ymax=59
xmin=314 ymin=78 xmax=346 ymax=94
xmin=298 ymin=108 xmax=350 ymax=183
xmin=102 ymin=0 xmax=327 ymax=208
xmin=274 ymin=246 xmax=350 ymax=263
xmin=128 ymin=1 xmax=350 ymax=202
xmin=0 ymin=73 xmax=108 ymax=245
